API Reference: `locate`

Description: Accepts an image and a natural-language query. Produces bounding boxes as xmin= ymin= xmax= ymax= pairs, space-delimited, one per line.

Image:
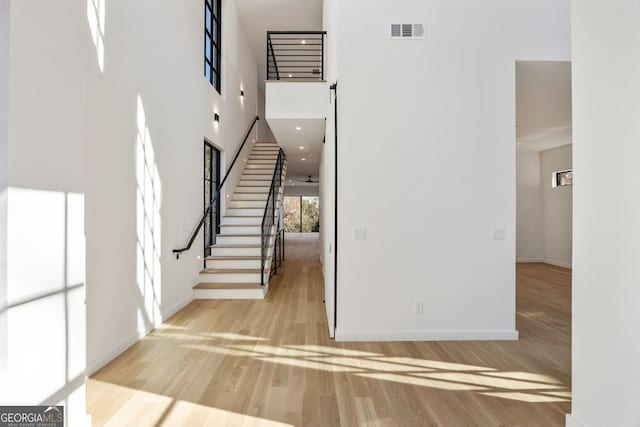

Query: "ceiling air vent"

xmin=390 ymin=23 xmax=425 ymax=39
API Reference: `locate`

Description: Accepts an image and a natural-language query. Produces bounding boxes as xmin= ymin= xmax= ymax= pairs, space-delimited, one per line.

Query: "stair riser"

xmin=243 ymin=170 xmax=276 ymax=176
xmin=229 ymin=200 xmax=268 ymax=209
xmin=250 ymin=155 xmax=279 ymax=160
xmin=235 ymin=186 xmax=272 ymax=193
xmin=226 ymin=208 xmax=264 ymax=216
xmin=198 ymin=272 xmax=266 ymax=283
xmin=194 ymin=288 xmax=266 ymax=300
xmin=241 ymin=174 xmax=273 ymax=180
xmin=245 ymin=164 xmax=276 ymax=170
xmin=210 ymin=247 xmax=269 ymax=257
xmin=233 ymin=193 xmax=269 ymax=200
xmin=246 ymin=163 xmax=276 ymax=168
xmin=238 ymin=181 xmax=272 ymax=187
xmin=220 ymin=226 xmax=262 ymax=234
xmin=206 ymin=259 xmax=262 ymax=269
xmin=222 ymin=216 xmax=262 ymax=225
xmin=216 ymin=235 xmax=262 ymax=245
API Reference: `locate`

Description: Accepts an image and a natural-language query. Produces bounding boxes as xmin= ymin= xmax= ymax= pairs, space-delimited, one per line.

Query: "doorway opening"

xmin=514 ymin=60 xmax=572 ymax=404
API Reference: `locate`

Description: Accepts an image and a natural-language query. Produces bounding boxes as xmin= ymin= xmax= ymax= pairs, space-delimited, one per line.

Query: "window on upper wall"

xmin=552 ymin=170 xmax=573 ymax=187
xmin=204 ymin=0 xmax=221 ymax=93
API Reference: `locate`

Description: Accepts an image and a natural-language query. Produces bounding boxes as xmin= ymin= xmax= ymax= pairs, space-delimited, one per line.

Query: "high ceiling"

xmin=516 ymin=61 xmax=572 ymax=152
xmin=236 ymin=0 xmax=323 ymax=66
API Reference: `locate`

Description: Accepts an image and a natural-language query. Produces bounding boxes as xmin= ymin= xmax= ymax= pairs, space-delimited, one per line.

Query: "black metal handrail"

xmin=266 ymin=31 xmax=326 ymax=81
xmin=173 ymin=116 xmax=260 ymax=259
xmin=267 ymin=36 xmax=280 ymax=80
xmin=271 ymin=228 xmax=285 ymax=278
xmin=261 ymin=148 xmax=286 ymax=285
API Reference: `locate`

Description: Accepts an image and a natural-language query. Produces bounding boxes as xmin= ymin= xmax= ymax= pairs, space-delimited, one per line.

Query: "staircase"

xmin=193 ymin=141 xmax=287 ymax=299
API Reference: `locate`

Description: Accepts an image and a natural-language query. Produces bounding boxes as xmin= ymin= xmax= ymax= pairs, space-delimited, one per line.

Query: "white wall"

xmin=516 ymin=145 xmax=573 ymax=268
xmin=516 ymin=150 xmax=543 ymax=262
xmin=331 ymin=0 xmax=570 ymax=341
xmin=4 ymin=0 xmax=258 ymax=420
xmin=3 ymin=0 xmax=89 ymax=422
xmin=284 ymin=185 xmax=319 ymax=196
xmin=320 ymin=0 xmax=338 ymax=336
xmin=82 ymin=0 xmax=258 ymax=373
xmin=0 ymin=0 xmax=9 ymax=374
xmin=541 ymin=144 xmax=572 ymax=268
xmin=569 ymin=1 xmax=640 ymax=425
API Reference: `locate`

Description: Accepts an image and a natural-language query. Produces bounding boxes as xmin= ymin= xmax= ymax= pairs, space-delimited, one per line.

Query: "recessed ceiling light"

xmin=301 ymin=158 xmax=306 ymax=161
xmin=299 ymin=146 xmax=304 ymax=150
xmin=296 ymin=126 xmax=302 ymax=131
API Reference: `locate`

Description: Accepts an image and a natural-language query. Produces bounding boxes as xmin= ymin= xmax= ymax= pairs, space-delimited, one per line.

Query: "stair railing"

xmin=261 ymin=148 xmax=286 ymax=285
xmin=173 ymin=116 xmax=260 ymax=259
xmin=266 ymin=31 xmax=327 ymax=81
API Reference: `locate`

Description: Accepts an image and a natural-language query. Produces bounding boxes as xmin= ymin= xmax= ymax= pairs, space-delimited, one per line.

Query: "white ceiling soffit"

xmin=235 ymin=0 xmax=323 ymax=65
xmin=267 ymin=118 xmax=324 ymax=182
xmin=516 ymin=61 xmax=572 ymax=152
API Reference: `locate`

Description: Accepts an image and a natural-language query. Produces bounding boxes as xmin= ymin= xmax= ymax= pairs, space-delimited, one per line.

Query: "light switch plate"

xmin=353 ymin=228 xmax=367 ymax=241
xmin=491 ymin=227 xmax=506 ymax=240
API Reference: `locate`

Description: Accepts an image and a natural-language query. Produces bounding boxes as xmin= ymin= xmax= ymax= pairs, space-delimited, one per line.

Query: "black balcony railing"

xmin=261 ymin=148 xmax=286 ymax=285
xmin=266 ymin=31 xmax=326 ymax=81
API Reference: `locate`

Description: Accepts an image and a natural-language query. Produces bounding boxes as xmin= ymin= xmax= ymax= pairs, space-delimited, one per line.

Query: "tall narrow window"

xmin=204 ymin=142 xmax=221 ymax=259
xmin=205 ymin=0 xmax=221 ymax=93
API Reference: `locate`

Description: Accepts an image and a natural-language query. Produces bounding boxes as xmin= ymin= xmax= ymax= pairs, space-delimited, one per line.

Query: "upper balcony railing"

xmin=266 ymin=31 xmax=327 ymax=81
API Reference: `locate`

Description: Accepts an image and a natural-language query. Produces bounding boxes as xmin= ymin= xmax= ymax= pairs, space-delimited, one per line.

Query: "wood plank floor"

xmin=87 ymin=234 xmax=571 ymax=426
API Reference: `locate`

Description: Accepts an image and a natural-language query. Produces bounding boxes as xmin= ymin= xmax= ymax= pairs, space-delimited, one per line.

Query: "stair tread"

xmin=194 ymin=282 xmax=263 ymax=290
xmin=220 ymin=224 xmax=262 ymax=227
xmin=217 ymin=234 xmax=268 ymax=237
xmin=206 ymin=255 xmax=270 ymax=260
xmin=201 ymin=268 xmax=262 ymax=274
xmin=210 ymin=244 xmax=262 ymax=248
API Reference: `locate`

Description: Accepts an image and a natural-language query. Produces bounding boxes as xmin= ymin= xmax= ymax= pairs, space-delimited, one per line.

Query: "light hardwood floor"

xmin=87 ymin=234 xmax=571 ymax=426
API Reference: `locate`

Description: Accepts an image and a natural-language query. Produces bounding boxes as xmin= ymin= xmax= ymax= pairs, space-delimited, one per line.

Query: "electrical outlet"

xmin=415 ymin=302 xmax=424 ymax=314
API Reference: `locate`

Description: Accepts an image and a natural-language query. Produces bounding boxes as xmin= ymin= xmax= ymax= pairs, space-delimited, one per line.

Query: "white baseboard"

xmin=566 ymin=414 xmax=586 ymax=427
xmin=516 ymin=258 xmax=572 ymax=269
xmin=87 ymin=293 xmax=194 ymax=376
xmin=334 ymin=329 xmax=519 ymax=342
xmin=86 ymin=327 xmax=148 ymax=376
xmin=162 ymin=292 xmax=194 ymax=321
xmin=516 ymin=258 xmax=545 ymax=263
xmin=544 ymin=258 xmax=572 ymax=269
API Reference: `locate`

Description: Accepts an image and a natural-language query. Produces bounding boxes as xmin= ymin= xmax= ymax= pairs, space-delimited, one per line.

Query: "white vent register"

xmin=390 ymin=23 xmax=425 ymax=39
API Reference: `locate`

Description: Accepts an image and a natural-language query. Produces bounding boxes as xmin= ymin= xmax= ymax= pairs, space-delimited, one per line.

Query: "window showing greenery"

xmin=205 ymin=0 xmax=221 ymax=92
xmin=284 ymin=196 xmax=319 ymax=232
xmin=302 ymin=197 xmax=320 ymax=232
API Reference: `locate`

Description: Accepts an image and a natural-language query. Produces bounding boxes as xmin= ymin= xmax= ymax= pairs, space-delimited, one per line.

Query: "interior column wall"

xmin=0 ymin=0 xmax=10 ymax=375
xmin=569 ymin=0 xmax=640 ymax=425
xmin=333 ymin=0 xmax=570 ymax=341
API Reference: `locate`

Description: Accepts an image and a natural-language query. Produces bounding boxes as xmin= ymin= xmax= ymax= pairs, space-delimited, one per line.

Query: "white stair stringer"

xmin=194 ymin=142 xmax=287 ymax=300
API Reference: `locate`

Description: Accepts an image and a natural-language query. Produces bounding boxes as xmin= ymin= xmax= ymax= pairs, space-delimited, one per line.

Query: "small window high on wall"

xmin=552 ymin=170 xmax=573 ymax=187
xmin=204 ymin=0 xmax=221 ymax=93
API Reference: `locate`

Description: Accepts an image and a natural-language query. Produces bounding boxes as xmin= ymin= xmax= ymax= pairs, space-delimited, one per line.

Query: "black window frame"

xmin=204 ymin=0 xmax=221 ymax=93
xmin=204 ymin=141 xmax=221 ymax=262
